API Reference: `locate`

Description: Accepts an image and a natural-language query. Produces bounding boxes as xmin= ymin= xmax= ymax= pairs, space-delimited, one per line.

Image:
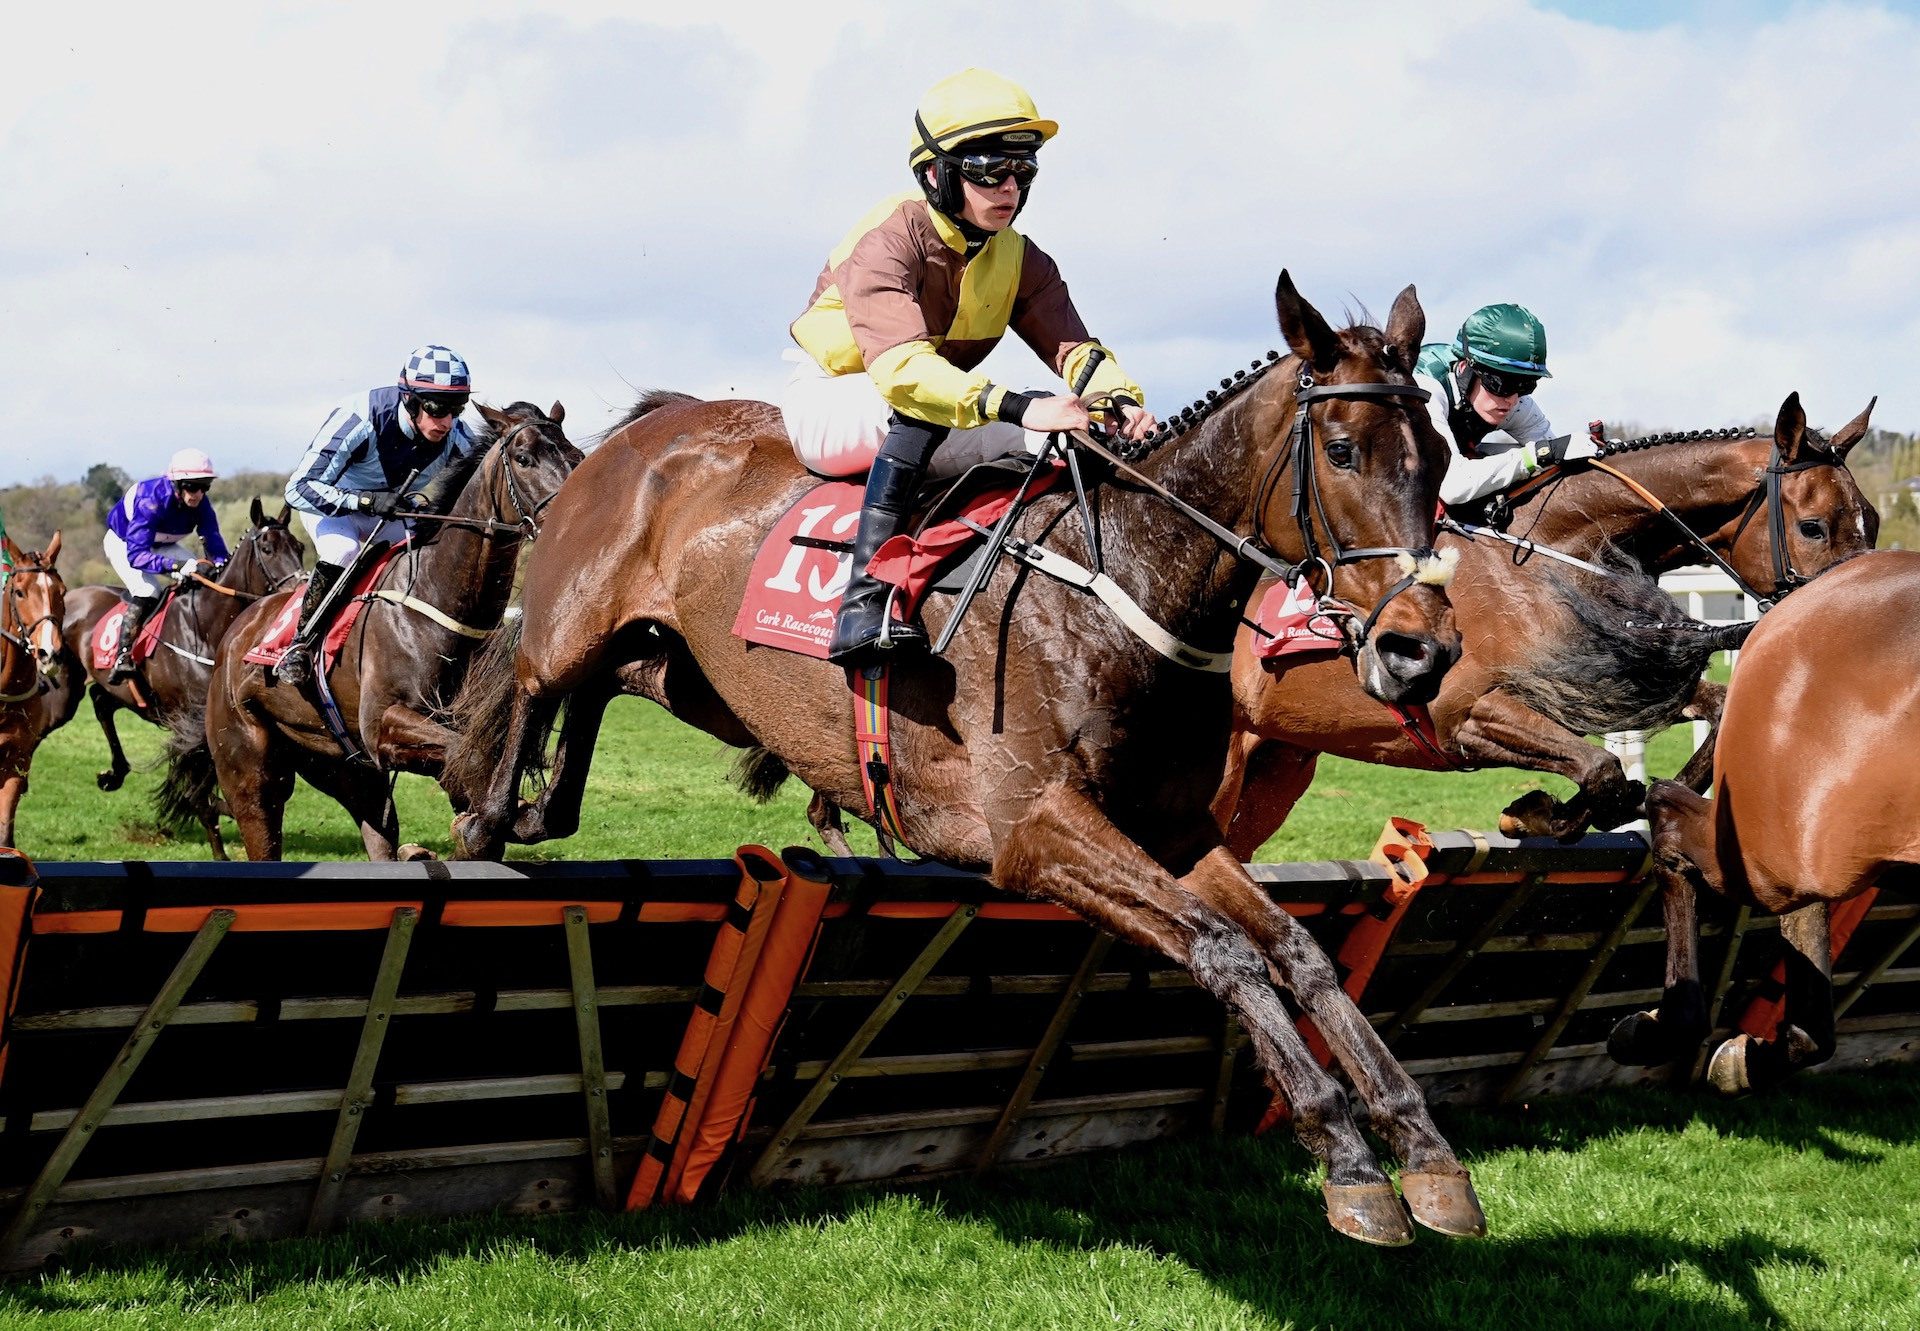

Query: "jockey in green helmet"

xmin=1414 ymin=303 xmax=1598 ymax=509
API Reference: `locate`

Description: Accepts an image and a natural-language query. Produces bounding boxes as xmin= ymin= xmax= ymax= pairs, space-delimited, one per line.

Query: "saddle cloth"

xmin=1247 ymin=576 xmax=1344 ymax=662
xmin=243 ymin=543 xmax=407 ymax=670
xmin=732 ymin=466 xmax=1064 ymax=659
xmin=89 ymin=591 xmax=177 ymax=673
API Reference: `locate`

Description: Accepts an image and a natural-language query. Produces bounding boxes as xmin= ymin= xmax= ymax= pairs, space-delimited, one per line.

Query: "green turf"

xmin=2 ymin=1068 xmax=1915 ymax=1330
xmin=10 ymin=688 xmax=1711 ymax=866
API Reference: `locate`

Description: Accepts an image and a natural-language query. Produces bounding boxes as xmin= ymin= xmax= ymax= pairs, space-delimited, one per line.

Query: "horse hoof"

xmin=96 ymin=771 xmax=125 ymax=792
xmin=1322 ymin=1181 xmax=1414 ymax=1247
xmin=1706 ymin=1035 xmax=1753 ymax=1097
xmin=1608 ymin=1010 xmax=1668 ymax=1066
xmin=397 ymin=844 xmax=437 ymax=862
xmin=1399 ymin=1170 xmax=1487 ymax=1239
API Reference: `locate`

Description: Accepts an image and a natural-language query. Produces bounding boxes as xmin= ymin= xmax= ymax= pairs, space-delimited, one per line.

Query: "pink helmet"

xmin=166 ymin=448 xmax=218 ymax=481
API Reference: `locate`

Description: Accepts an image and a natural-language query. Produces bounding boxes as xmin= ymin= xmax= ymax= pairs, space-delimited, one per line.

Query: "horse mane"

xmin=1596 ymin=425 xmax=1763 ymax=458
xmin=614 ymin=390 xmax=699 ymax=433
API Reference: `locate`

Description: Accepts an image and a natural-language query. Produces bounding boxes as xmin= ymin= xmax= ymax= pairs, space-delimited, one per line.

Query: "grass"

xmin=10 ymin=689 xmax=1711 ymax=866
xmin=2 ymin=1069 xmax=1917 ymax=1329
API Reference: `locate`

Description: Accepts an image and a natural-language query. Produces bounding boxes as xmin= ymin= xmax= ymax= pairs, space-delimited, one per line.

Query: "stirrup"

xmin=274 ymin=642 xmax=314 ymax=685
xmin=107 ymin=654 xmax=137 ymax=685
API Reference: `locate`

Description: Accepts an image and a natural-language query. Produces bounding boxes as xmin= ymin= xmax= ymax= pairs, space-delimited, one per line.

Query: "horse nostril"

xmin=1375 ymin=632 xmax=1435 ymax=676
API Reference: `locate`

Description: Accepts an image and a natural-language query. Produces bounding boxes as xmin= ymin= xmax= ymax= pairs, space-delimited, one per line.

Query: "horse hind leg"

xmin=210 ymin=699 xmax=292 ymax=862
xmin=1610 ymin=779 xmax=1715 ymax=1066
xmin=1708 ymin=901 xmax=1837 ymax=1096
xmin=996 ymin=791 xmax=1412 ymax=1247
xmin=90 ymin=683 xmax=132 ymax=792
xmin=512 ymin=679 xmax=616 ymax=844
xmin=807 ymin=793 xmax=857 ymax=858
xmin=1179 ymin=845 xmax=1484 ymax=1239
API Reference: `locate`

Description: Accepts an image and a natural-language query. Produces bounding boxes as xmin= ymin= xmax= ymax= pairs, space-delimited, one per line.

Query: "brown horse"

xmin=195 ymin=402 xmax=580 ymax=861
xmin=1214 ymin=392 xmax=1879 ymax=856
xmin=444 ymin=276 xmax=1491 ymax=1247
xmin=1608 ymin=548 xmax=1913 ymax=1094
xmin=0 ymin=533 xmax=67 ymax=849
xmin=49 ymin=500 xmax=307 ymax=857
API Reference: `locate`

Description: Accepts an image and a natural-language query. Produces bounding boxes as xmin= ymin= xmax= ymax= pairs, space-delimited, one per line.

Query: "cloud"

xmin=2 ymin=0 xmax=1916 ymax=487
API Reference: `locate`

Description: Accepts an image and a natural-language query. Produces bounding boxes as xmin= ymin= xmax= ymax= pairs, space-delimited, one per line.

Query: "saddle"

xmin=243 ymin=542 xmax=408 ymax=673
xmin=89 ymin=590 xmax=177 ymax=674
xmin=732 ymin=461 xmax=1062 ymax=660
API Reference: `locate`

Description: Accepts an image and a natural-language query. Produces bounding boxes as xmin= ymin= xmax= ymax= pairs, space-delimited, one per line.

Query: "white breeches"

xmin=298 ymin=510 xmax=408 ymax=567
xmin=778 ymin=353 xmax=1044 ymax=479
xmin=104 ymin=532 xmax=192 ymax=598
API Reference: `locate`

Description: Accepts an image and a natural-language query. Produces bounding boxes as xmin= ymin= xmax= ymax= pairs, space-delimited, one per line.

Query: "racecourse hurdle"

xmin=0 ymin=832 xmax=1914 ymax=1271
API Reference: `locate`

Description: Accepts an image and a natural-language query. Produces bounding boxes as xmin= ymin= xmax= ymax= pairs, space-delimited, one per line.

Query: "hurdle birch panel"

xmin=0 ymin=831 xmax=1912 ymax=1270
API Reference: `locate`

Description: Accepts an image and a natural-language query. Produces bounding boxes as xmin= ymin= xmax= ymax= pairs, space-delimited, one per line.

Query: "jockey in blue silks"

xmin=102 ymin=448 xmax=230 ymax=682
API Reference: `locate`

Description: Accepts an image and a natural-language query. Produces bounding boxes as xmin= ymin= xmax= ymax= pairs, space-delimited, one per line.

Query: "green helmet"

xmin=1450 ymin=303 xmax=1551 ymax=378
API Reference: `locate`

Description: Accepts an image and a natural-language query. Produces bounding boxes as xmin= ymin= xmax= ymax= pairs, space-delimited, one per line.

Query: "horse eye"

xmin=1325 ymin=439 xmax=1356 ymax=469
xmin=1797 ymin=519 xmax=1827 ymax=540
xmin=514 ymin=452 xmax=534 ymax=467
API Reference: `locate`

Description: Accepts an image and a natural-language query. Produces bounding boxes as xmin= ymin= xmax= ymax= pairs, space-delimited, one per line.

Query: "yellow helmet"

xmin=908 ymin=68 xmax=1058 ymax=169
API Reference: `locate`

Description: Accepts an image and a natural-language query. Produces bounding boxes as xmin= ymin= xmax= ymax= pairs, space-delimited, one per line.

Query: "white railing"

xmin=1603 ymin=567 xmax=1758 ymax=798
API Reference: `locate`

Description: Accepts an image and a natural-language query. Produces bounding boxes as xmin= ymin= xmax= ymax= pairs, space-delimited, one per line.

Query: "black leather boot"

xmin=273 ymin=562 xmax=344 ymax=687
xmin=107 ymin=595 xmax=159 ymax=684
xmin=827 ymin=453 xmax=929 ymax=665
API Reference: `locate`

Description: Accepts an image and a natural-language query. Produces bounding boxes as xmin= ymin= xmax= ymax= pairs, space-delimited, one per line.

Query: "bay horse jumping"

xmin=1214 ymin=392 xmax=1878 ymax=856
xmin=193 ymin=402 xmax=580 ymax=861
xmin=1609 ymin=548 xmax=1912 ymax=1094
xmin=50 ymin=500 xmax=306 ymax=857
xmin=0 ymin=533 xmax=67 ymax=849
xmin=445 ymin=276 xmax=1492 ymax=1247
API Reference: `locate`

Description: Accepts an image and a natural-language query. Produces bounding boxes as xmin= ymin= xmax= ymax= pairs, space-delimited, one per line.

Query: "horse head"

xmin=3 ymin=531 xmax=67 ymax=684
xmin=1260 ymin=272 xmax=1460 ymax=704
xmin=463 ymin=401 xmax=585 ymax=535
xmin=1733 ymin=392 xmax=1879 ymax=595
xmin=234 ymin=498 xmax=307 ymax=595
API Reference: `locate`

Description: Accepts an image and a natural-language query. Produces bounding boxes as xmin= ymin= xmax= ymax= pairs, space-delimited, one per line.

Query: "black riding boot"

xmin=273 ymin=561 xmax=344 ymax=687
xmin=826 ymin=452 xmax=932 ymax=665
xmin=107 ymin=595 xmax=159 ymax=684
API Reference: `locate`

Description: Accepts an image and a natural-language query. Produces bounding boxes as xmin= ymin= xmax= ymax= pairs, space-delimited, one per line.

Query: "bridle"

xmin=0 ymin=558 xmax=63 ymax=703
xmin=405 ymin=420 xmax=563 ymax=542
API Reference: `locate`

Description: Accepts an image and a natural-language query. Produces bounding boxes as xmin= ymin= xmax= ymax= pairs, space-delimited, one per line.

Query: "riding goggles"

xmin=1473 ymin=368 xmax=1540 ymax=399
xmin=413 ymin=393 xmax=468 ymax=419
xmin=954 ymin=152 xmax=1039 ymax=188
xmin=176 ymin=480 xmax=212 ymax=494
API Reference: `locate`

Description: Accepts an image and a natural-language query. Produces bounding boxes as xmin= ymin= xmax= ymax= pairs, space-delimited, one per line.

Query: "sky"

xmin=3 ymin=0 xmax=1918 ymax=487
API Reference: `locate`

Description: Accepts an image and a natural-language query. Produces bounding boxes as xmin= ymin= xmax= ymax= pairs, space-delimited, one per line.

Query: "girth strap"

xmin=996 ymin=536 xmax=1232 ymax=673
xmin=364 ymin=590 xmax=495 ymax=639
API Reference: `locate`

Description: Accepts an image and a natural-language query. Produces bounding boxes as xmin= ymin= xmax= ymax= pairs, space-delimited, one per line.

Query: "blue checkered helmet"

xmin=399 ymin=345 xmax=472 ymax=396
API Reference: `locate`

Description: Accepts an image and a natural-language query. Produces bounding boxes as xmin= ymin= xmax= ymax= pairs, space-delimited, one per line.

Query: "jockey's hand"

xmin=1022 ymin=394 xmax=1092 ymax=435
xmin=176 ymin=558 xmax=209 ymax=580
xmin=1530 ymin=435 xmax=1600 ymax=468
xmin=1117 ymin=405 xmax=1159 ymax=442
xmin=361 ymin=490 xmax=403 ymax=519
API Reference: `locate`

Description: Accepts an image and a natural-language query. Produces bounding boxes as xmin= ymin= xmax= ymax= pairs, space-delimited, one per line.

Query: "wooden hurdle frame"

xmin=0 ymin=829 xmax=1912 ymax=1270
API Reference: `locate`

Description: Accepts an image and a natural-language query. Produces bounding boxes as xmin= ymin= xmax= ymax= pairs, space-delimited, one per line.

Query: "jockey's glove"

xmin=360 ymin=490 xmax=404 ymax=519
xmin=1529 ymin=435 xmax=1601 ymax=469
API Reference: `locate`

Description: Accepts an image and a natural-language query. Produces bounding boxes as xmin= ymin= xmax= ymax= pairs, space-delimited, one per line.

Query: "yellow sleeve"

xmin=866 ymin=340 xmax=1010 ymax=430
xmin=1062 ymin=341 xmax=1145 ymax=409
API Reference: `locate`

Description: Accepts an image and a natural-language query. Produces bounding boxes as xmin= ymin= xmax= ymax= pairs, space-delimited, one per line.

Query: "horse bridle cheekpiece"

xmin=0 ymin=559 xmax=61 ymax=702
xmin=1268 ymin=374 xmax=1446 ymax=644
xmin=1752 ymin=439 xmax=1842 ymax=598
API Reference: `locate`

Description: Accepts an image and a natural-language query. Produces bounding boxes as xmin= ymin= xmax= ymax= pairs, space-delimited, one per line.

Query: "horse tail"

xmin=1498 ymin=554 xmax=1744 ymax=738
xmin=156 ymin=705 xmax=220 ymax=835
xmin=730 ymin=746 xmax=791 ymax=802
xmin=442 ymin=613 xmax=548 ymax=806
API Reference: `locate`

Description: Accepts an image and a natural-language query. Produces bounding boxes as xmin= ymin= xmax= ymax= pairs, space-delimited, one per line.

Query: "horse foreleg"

xmin=0 ymin=765 xmax=24 ymax=848
xmin=1216 ymin=738 xmax=1320 ymax=863
xmin=512 ymin=681 xmax=614 ymax=844
xmin=89 ymin=683 xmax=132 ymax=792
xmin=1610 ymin=778 xmax=1716 ymax=1067
xmin=1672 ymin=679 xmax=1726 ymax=793
xmin=372 ymin=703 xmax=459 ymax=775
xmin=1454 ymin=692 xmax=1642 ymax=838
xmin=996 ymin=791 xmax=1412 ymax=1246
xmin=806 ymin=793 xmax=857 ymax=858
xmin=1180 ymin=844 xmax=1484 ymax=1238
xmin=1709 ymin=902 xmax=1837 ymax=1096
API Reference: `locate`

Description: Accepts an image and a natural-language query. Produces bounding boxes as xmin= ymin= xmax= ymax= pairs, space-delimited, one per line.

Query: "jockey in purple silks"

xmin=103 ymin=449 xmax=230 ymax=682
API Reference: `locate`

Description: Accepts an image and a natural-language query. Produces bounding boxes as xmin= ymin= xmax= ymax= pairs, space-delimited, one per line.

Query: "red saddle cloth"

xmin=89 ymin=591 xmax=177 ymax=673
xmin=1248 ymin=577 xmax=1345 ymax=662
xmin=731 ymin=467 xmax=1064 ymax=659
xmin=243 ymin=543 xmax=408 ymax=670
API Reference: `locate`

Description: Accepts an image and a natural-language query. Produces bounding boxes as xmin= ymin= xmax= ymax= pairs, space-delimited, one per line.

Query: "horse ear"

xmin=1383 ymin=285 xmax=1425 ymax=374
xmin=44 ymin=531 xmax=61 ymax=565
xmin=475 ymin=402 xmax=510 ymax=430
xmin=1 ymin=534 xmax=20 ymax=566
xmin=1826 ymin=396 xmax=1877 ymax=459
xmin=1774 ymin=392 xmax=1807 ymax=462
xmin=277 ymin=503 xmax=291 ymax=526
xmin=549 ymin=401 xmax=566 ymax=425
xmin=1275 ymin=270 xmax=1342 ymax=374
xmin=250 ymin=496 xmax=266 ymax=528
